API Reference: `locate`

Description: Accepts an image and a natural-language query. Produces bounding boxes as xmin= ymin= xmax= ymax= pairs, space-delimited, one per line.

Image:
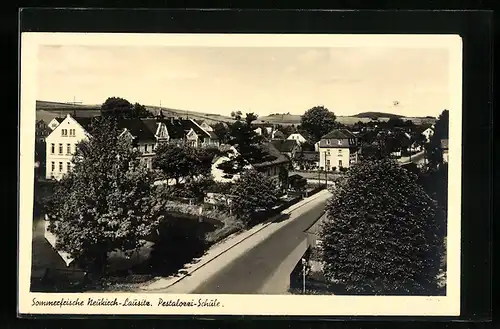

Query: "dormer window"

xmin=338 ymin=140 xmax=342 ymax=145
xmin=326 ymin=139 xmax=330 ymax=145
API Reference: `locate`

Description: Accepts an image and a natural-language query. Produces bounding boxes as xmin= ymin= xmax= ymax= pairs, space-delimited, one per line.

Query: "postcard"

xmin=19 ymin=32 xmax=462 ymax=316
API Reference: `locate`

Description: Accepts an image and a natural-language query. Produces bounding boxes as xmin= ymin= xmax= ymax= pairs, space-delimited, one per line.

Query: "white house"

xmin=254 ymin=127 xmax=263 ymax=136
xmin=45 ymin=114 xmax=91 ymax=180
xmin=422 ymin=127 xmax=434 ymax=143
xmin=287 ymin=133 xmax=308 ymax=144
xmin=318 ymin=129 xmax=360 ymax=171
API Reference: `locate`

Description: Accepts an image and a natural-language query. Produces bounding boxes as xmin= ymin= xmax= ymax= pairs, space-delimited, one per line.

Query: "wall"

xmin=318 ymin=147 xmax=352 ymax=170
xmin=45 ymin=116 xmax=89 ymax=180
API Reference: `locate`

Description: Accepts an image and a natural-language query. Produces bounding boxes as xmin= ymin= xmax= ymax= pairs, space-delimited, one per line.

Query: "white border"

xmin=19 ymin=33 xmax=462 ymax=316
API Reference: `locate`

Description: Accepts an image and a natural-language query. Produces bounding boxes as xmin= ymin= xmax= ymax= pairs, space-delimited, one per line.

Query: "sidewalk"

xmin=258 ymin=238 xmax=308 ymax=295
xmin=138 ymin=189 xmax=332 ymax=293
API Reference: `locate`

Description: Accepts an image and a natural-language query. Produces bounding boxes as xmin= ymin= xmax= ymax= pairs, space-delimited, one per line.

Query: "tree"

xmin=320 ymin=159 xmax=443 ymax=295
xmin=217 ymin=113 xmax=275 ymax=177
xmin=300 ymin=106 xmax=337 ymax=143
xmin=425 ymin=110 xmax=449 ymax=169
xmin=230 ymin=170 xmax=280 ymax=226
xmin=230 ymin=110 xmax=243 ymax=121
xmin=44 ymin=117 xmax=167 ymax=275
xmin=152 ymin=143 xmax=204 ymax=184
xmin=130 ymin=103 xmax=154 ymax=119
xmin=100 ymin=97 xmax=134 ymax=119
xmin=213 ymin=122 xmax=230 ymax=144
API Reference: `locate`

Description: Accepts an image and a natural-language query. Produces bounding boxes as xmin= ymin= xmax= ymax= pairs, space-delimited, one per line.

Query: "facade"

xmin=271 ymin=139 xmax=301 ymax=159
xmin=287 ymin=133 xmax=308 ymax=144
xmin=293 ymin=151 xmax=320 ymax=170
xmin=421 ymin=127 xmax=434 ymax=143
xmin=45 ymin=113 xmax=219 ymax=180
xmin=318 ymin=129 xmax=360 ymax=171
xmin=441 ymin=139 xmax=449 ymax=163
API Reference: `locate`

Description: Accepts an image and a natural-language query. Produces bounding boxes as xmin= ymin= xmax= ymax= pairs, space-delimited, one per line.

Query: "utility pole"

xmin=324 ymin=151 xmax=328 ymax=187
xmin=65 ymin=96 xmax=82 ymax=117
xmin=301 ymin=257 xmax=307 ymax=294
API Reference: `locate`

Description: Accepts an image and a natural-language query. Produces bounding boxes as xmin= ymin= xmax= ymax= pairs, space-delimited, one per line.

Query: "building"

xmin=47 ymin=117 xmax=66 ymax=131
xmin=211 ymin=142 xmax=290 ymax=189
xmin=292 ymin=151 xmax=320 ymax=170
xmin=270 ymin=139 xmax=301 ymax=159
xmin=45 ymin=113 xmax=219 ymax=180
xmin=253 ymin=142 xmax=291 ymax=189
xmin=441 ymin=139 xmax=449 ymax=163
xmin=287 ymin=133 xmax=308 ymax=144
xmin=318 ymin=129 xmax=360 ymax=171
xmin=421 ymin=127 xmax=434 ymax=143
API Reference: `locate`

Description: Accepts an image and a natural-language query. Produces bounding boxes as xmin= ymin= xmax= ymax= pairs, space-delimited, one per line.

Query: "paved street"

xmin=192 ymin=199 xmax=328 ymax=294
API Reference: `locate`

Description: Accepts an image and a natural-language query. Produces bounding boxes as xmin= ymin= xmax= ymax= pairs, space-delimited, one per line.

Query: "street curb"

xmin=141 ymin=189 xmax=331 ymax=292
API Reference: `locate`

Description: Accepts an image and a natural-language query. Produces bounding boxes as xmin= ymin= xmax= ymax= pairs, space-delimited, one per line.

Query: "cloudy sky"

xmin=37 ymin=45 xmax=450 ymax=117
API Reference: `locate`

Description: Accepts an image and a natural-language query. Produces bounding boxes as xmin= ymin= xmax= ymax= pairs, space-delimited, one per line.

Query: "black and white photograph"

xmin=19 ymin=33 xmax=462 ymax=316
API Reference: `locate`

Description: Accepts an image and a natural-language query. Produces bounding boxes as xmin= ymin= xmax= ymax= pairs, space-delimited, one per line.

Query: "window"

xmin=69 ymin=129 xmax=75 ymax=136
xmin=144 ymin=144 xmax=148 ymax=153
xmin=51 ymin=162 xmax=55 ymax=172
xmin=67 ymin=162 xmax=71 ymax=171
xmin=326 ymin=139 xmax=330 ymax=145
xmin=326 ymin=160 xmax=331 ymax=168
xmin=51 ymin=143 xmax=55 ymax=154
xmin=339 ymin=160 xmax=343 ymax=167
xmin=338 ymin=140 xmax=343 ymax=145
xmin=338 ymin=149 xmax=343 ymax=154
xmin=326 ymin=150 xmax=330 ymax=156
xmin=59 ymin=162 xmax=63 ymax=172
xmin=58 ymin=144 xmax=63 ymax=154
xmin=67 ymin=144 xmax=71 ymax=154
xmin=61 ymin=129 xmax=68 ymax=136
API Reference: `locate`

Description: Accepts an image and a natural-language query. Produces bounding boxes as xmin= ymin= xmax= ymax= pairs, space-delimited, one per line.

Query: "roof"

xmin=441 ymin=139 xmax=449 ymax=149
xmin=252 ymin=142 xmax=290 ymax=169
xmin=160 ymin=118 xmax=212 ymax=139
xmin=271 ymin=139 xmax=299 ymax=153
xmin=73 ymin=117 xmax=98 ymax=132
xmin=321 ymin=129 xmax=356 ymax=140
xmin=293 ymin=151 xmax=319 ymax=161
xmin=117 ymin=118 xmax=157 ymax=141
xmin=52 ymin=117 xmax=66 ymax=123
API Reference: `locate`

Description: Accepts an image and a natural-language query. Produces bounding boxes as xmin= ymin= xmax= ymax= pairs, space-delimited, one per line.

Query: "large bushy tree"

xmin=101 ymin=97 xmax=152 ymax=119
xmin=45 ymin=117 xmax=167 ymax=275
xmin=152 ymin=142 xmax=204 ymax=184
xmin=300 ymin=106 xmax=337 ymax=143
xmin=230 ymin=170 xmax=280 ymax=226
xmin=320 ymin=158 xmax=444 ymax=295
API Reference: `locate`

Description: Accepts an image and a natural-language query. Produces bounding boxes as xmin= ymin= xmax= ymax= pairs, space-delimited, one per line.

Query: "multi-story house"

xmin=45 ymin=113 xmax=219 ymax=180
xmin=318 ymin=129 xmax=360 ymax=171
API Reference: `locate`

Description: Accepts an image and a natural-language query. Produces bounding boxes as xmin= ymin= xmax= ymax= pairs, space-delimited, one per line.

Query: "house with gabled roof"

xmin=318 ymin=129 xmax=360 ymax=171
xmin=45 ymin=113 xmax=219 ymax=180
xmin=271 ymin=139 xmax=301 ymax=159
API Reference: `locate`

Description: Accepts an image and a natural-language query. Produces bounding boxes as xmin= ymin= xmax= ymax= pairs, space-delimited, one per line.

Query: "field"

xmin=35 ymin=101 xmax=436 ymax=126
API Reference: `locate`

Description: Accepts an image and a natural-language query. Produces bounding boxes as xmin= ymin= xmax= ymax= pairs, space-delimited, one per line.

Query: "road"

xmin=192 ymin=199 xmax=328 ymax=294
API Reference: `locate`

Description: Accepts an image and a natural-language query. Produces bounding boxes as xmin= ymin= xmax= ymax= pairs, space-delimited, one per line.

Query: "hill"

xmin=35 ymin=100 xmax=436 ymax=126
xmin=352 ymin=112 xmax=404 ymax=119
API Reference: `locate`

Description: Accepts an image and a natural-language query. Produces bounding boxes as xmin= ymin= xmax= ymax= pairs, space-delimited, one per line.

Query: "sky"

xmin=37 ymin=45 xmax=450 ymax=117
